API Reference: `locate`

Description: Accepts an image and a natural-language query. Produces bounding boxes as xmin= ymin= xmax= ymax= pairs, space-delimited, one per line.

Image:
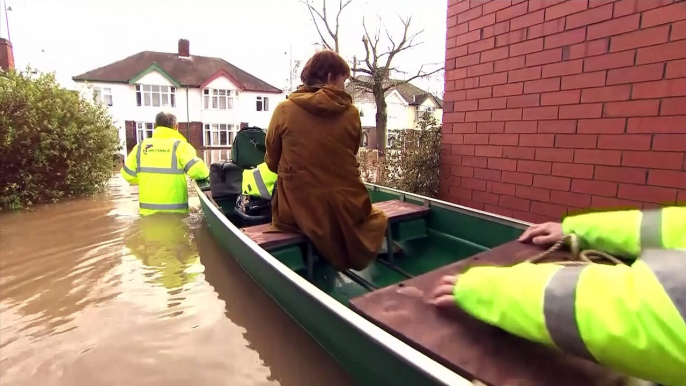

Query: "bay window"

xmin=203 ymin=123 xmax=238 ymax=147
xmin=203 ymin=89 xmax=236 ymax=110
xmin=135 ymin=85 xmax=176 ymax=107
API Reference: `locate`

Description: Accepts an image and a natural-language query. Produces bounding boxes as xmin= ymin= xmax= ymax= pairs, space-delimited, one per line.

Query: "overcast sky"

xmin=3 ymin=0 xmax=446 ymax=94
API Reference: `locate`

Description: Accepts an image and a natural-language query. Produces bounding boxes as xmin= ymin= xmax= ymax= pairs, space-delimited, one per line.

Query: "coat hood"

xmin=287 ymin=85 xmax=353 ymax=117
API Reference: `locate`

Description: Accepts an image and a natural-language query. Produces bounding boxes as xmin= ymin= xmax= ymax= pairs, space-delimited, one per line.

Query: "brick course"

xmin=441 ymin=0 xmax=686 ymax=221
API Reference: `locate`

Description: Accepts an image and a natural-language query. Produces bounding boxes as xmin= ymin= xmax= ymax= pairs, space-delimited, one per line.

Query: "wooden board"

xmin=241 ymin=223 xmax=306 ymax=250
xmin=350 ymin=241 xmax=629 ymax=386
xmin=373 ymin=200 xmax=430 ymax=223
xmin=240 ymin=199 xmax=428 ymax=251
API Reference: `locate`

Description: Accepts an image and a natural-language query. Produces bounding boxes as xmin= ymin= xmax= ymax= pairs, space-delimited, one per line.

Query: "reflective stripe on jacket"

xmin=241 ymin=162 xmax=277 ymax=200
xmin=120 ymin=126 xmax=210 ymax=216
xmin=453 ymin=206 xmax=686 ymax=386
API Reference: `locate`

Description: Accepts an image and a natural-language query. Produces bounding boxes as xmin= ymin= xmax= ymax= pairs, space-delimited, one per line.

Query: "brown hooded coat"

xmin=264 ymin=85 xmax=388 ymax=271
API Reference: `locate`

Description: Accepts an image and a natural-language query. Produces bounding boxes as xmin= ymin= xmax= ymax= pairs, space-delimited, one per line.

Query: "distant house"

xmin=73 ymin=39 xmax=284 ymax=161
xmin=346 ymin=75 xmax=443 ymax=149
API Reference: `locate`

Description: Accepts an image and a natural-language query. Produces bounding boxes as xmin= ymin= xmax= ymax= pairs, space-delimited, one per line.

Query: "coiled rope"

xmin=524 ymin=233 xmax=626 ymax=266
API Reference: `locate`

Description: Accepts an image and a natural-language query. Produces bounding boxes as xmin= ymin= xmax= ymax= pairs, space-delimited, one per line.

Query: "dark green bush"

xmin=0 ymin=67 xmax=120 ymax=210
xmin=358 ymin=112 xmax=442 ymax=198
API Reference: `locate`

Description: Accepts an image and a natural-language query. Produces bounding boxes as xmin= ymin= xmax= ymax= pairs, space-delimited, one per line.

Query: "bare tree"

xmin=302 ymin=1 xmax=443 ymax=155
xmin=285 ymin=59 xmax=302 ymax=94
xmin=353 ymin=16 xmax=443 ymax=155
xmin=302 ymin=0 xmax=353 ymax=53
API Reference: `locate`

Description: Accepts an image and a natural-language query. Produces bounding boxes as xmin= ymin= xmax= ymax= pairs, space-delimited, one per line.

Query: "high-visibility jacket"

xmin=241 ymin=162 xmax=277 ymax=200
xmin=125 ymin=213 xmax=204 ymax=289
xmin=453 ymin=206 xmax=686 ymax=386
xmin=121 ymin=126 xmax=209 ymax=216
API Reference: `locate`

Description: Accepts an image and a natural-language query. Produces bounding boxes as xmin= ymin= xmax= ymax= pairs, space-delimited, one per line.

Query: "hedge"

xmin=0 ymin=67 xmax=120 ymax=210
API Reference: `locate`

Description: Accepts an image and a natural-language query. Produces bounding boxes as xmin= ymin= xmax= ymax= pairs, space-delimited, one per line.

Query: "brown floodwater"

xmin=0 ymin=172 xmax=356 ymax=386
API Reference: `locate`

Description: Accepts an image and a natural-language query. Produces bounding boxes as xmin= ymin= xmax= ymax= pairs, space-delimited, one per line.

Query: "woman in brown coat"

xmin=264 ymin=50 xmax=388 ymax=272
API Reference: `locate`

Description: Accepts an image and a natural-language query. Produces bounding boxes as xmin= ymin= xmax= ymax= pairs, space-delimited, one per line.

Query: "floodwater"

xmin=0 ymin=171 xmax=356 ymax=385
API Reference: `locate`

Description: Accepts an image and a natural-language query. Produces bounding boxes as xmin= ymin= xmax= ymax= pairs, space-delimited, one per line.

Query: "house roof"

xmin=72 ymin=51 xmax=282 ymax=93
xmin=347 ymin=75 xmax=443 ymax=108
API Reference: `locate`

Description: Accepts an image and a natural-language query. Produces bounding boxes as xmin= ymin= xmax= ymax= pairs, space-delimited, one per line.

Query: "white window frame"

xmin=136 ymin=122 xmax=154 ymax=143
xmin=256 ymin=96 xmax=270 ymax=112
xmin=386 ymin=129 xmax=400 ymax=148
xmin=416 ymin=106 xmax=435 ymax=121
xmin=93 ymin=87 xmax=113 ymax=106
xmin=135 ymin=84 xmax=176 ymax=108
xmin=203 ymin=88 xmax=236 ymax=110
xmin=203 ymin=123 xmax=238 ymax=147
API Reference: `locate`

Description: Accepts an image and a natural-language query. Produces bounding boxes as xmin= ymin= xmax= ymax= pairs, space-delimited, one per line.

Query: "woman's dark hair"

xmin=300 ymin=50 xmax=351 ymax=86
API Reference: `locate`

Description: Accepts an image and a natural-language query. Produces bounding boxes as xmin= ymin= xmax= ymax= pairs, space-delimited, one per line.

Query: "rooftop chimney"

xmin=178 ymin=39 xmax=190 ymax=57
xmin=0 ymin=38 xmax=14 ymax=71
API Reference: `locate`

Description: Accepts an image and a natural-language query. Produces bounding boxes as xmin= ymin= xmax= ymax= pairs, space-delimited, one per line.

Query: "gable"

xmin=420 ymin=97 xmax=439 ymax=109
xmin=201 ymin=70 xmax=242 ymax=90
xmin=129 ymin=63 xmax=180 ymax=87
xmin=386 ymin=89 xmax=407 ymax=105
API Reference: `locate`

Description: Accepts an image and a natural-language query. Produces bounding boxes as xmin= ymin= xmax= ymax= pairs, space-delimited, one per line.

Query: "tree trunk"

xmin=374 ymin=87 xmax=388 ymax=157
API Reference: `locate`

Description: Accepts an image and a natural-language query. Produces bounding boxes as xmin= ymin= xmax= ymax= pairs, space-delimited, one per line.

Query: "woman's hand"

xmin=517 ymin=222 xmax=564 ymax=246
xmin=429 ymin=275 xmax=460 ymax=308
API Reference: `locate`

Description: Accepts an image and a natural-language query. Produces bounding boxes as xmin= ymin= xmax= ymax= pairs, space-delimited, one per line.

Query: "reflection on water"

xmin=0 ymin=174 xmax=355 ymax=386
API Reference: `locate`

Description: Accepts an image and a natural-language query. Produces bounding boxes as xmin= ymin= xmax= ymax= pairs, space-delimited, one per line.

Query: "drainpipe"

xmin=186 ymin=87 xmax=190 ymax=139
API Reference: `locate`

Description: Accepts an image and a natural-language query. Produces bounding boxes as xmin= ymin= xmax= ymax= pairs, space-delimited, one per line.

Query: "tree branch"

xmin=384 ymin=16 xmax=424 ymax=69
xmin=303 ymin=0 xmax=352 ymax=53
xmin=382 ymin=65 xmax=445 ymax=92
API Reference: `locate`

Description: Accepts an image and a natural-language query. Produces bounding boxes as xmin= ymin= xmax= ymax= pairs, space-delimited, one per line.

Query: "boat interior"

xmin=199 ymin=181 xmax=630 ymax=385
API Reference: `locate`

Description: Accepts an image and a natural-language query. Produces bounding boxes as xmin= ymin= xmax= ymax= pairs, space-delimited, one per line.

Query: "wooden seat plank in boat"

xmin=349 ymin=241 xmax=628 ymax=386
xmin=240 ymin=199 xmax=431 ymax=279
xmin=373 ymin=199 xmax=430 ymax=223
xmin=240 ymin=223 xmax=307 ymax=250
xmin=241 ymin=199 xmax=429 ymax=250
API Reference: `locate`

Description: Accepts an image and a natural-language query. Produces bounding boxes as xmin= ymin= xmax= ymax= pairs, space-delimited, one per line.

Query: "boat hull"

xmin=194 ymin=181 xmax=472 ymax=386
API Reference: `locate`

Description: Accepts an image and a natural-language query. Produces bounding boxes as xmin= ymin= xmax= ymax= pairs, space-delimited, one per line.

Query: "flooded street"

xmin=0 ymin=173 xmax=355 ymax=386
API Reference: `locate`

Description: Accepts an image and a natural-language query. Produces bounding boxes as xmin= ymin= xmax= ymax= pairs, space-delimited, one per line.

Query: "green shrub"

xmin=358 ymin=112 xmax=442 ymax=198
xmin=0 ymin=67 xmax=120 ymax=210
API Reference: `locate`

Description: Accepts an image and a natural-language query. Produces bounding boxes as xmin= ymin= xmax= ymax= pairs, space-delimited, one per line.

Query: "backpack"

xmin=231 ymin=126 xmax=267 ymax=168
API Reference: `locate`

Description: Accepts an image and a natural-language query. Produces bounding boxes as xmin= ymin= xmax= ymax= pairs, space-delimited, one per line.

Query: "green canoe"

xmin=192 ymin=178 xmax=545 ymax=385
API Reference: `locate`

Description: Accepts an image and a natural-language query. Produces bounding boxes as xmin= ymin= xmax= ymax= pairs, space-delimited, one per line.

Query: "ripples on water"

xmin=0 ymin=175 xmax=355 ymax=386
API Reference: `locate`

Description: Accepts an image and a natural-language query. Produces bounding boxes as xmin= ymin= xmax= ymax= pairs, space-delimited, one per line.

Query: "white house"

xmin=346 ymin=75 xmax=443 ymax=148
xmin=73 ymin=39 xmax=284 ymax=162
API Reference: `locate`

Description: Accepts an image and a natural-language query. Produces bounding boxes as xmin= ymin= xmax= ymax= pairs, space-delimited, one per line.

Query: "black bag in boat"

xmin=209 ymin=160 xmax=244 ymax=199
xmin=234 ymin=193 xmax=272 ymax=221
xmin=231 ymin=126 xmax=267 ymax=168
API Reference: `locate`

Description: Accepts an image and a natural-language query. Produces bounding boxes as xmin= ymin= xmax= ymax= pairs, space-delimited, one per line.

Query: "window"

xmin=135 ymin=85 xmax=176 ymax=107
xmin=93 ymin=87 xmax=113 ymax=106
xmin=203 ymin=89 xmax=235 ymax=110
xmin=203 ymin=124 xmax=238 ymax=147
xmin=416 ymin=106 xmax=435 ymax=121
xmin=256 ymin=96 xmax=269 ymax=111
xmin=136 ymin=122 xmax=154 ymax=143
xmin=387 ymin=130 xmax=399 ymax=148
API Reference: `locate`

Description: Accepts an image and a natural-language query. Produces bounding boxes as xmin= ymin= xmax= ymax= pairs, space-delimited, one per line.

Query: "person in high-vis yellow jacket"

xmin=121 ymin=112 xmax=210 ymax=216
xmin=432 ymin=206 xmax=686 ymax=386
xmin=124 ymin=213 xmax=204 ymax=290
xmin=241 ymin=162 xmax=277 ymax=200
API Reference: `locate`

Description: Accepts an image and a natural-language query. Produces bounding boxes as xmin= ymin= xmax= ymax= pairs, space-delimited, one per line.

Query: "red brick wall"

xmin=124 ymin=120 xmax=136 ymax=154
xmin=0 ymin=38 xmax=14 ymax=70
xmin=179 ymin=121 xmax=203 ymax=149
xmin=440 ymin=0 xmax=686 ymax=223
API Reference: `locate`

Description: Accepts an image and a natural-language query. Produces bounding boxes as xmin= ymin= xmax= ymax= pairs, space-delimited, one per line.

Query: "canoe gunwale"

xmin=367 ymin=184 xmax=533 ymax=231
xmin=193 ymin=180 xmax=532 ymax=386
